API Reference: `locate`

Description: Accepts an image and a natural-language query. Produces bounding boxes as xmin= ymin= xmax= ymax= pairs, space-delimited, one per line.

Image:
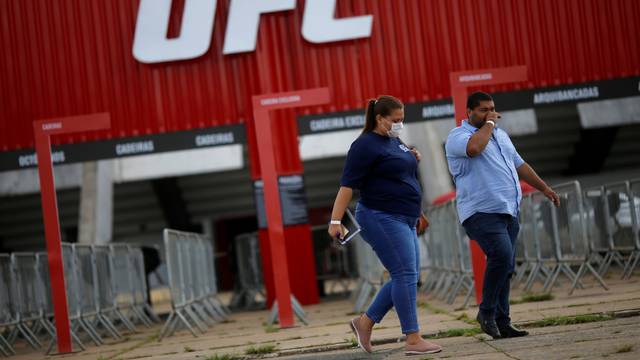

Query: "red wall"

xmin=1 ymin=0 xmax=639 ymax=158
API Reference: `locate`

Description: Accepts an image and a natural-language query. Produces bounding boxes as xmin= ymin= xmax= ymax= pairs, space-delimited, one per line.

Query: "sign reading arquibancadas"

xmin=297 ymin=76 xmax=640 ymax=135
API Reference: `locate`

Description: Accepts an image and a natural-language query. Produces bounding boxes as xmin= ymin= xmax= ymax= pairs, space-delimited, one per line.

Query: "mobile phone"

xmin=337 ymin=208 xmax=361 ymax=245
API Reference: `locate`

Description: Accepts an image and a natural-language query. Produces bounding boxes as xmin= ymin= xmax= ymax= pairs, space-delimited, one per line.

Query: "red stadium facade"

xmin=1 ymin=0 xmax=640 ymax=307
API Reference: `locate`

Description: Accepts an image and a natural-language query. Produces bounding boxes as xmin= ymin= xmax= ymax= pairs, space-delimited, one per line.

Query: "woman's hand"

xmin=410 ymin=147 xmax=422 ymax=162
xmin=328 ymin=223 xmax=346 ymax=241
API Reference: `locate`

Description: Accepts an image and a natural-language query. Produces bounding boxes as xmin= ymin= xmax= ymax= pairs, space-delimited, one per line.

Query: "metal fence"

xmin=159 ymin=229 xmax=230 ymax=340
xmin=229 ymin=232 xmax=266 ymax=309
xmin=416 ymin=179 xmax=640 ymax=308
xmin=583 ymin=181 xmax=640 ymax=278
xmin=350 ymin=231 xmax=386 ymax=313
xmin=420 ymin=200 xmax=475 ymax=307
xmin=0 ymin=243 xmax=158 ymax=356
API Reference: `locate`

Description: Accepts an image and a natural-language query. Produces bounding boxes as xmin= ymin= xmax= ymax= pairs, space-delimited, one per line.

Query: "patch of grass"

xmin=417 ymin=301 xmax=448 ymax=315
xmin=345 ymin=337 xmax=358 ymax=347
xmin=614 ymin=344 xmax=633 ymax=353
xmin=184 ymin=346 xmax=196 ymax=353
xmin=429 ymin=327 xmax=482 ymax=338
xmin=524 ymin=314 xmax=613 ymax=328
xmin=510 ymin=293 xmax=554 ymax=305
xmin=206 ymin=355 xmax=239 ymax=360
xmin=567 ymin=302 xmax=591 ymax=308
xmin=455 ymin=312 xmax=477 ymax=325
xmin=263 ymin=324 xmax=279 ymax=333
xmin=245 ymin=344 xmax=277 ymax=355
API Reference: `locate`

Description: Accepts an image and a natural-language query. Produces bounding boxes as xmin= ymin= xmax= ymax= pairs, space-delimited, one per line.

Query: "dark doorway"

xmin=214 ymin=216 xmax=258 ymax=291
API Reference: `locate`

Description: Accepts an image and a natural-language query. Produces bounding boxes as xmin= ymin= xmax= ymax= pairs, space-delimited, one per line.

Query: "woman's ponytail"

xmin=362 ymin=99 xmax=377 ymax=133
xmin=361 ymin=96 xmax=403 ymax=134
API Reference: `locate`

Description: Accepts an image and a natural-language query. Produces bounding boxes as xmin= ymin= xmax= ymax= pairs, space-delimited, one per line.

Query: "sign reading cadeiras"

xmin=297 ymin=100 xmax=455 ymax=135
xmin=254 ymin=175 xmax=309 ymax=229
xmin=297 ymin=110 xmax=366 ymax=135
xmin=0 ymin=124 xmax=245 ymax=172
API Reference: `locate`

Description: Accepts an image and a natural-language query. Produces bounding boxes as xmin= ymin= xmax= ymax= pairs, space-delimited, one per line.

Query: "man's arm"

xmin=466 ymin=111 xmax=501 ymax=157
xmin=517 ymin=163 xmax=560 ymax=207
xmin=466 ymin=122 xmax=494 ymax=157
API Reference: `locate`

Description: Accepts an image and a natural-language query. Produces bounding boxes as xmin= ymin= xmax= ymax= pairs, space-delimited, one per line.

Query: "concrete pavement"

xmin=7 ymin=269 xmax=640 ymax=360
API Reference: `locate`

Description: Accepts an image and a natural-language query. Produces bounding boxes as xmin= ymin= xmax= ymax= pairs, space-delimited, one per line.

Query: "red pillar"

xmin=251 ymin=89 xmax=330 ymax=327
xmin=33 ymin=113 xmax=110 ymax=353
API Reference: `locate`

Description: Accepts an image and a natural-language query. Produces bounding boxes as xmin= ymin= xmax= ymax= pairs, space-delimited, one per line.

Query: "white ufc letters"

xmin=132 ymin=0 xmax=373 ymax=63
xmin=133 ymin=0 xmax=218 ymax=64
xmin=302 ymin=0 xmax=373 ymax=44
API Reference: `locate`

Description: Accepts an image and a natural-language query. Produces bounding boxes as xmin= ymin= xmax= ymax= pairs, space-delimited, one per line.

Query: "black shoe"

xmin=476 ymin=313 xmax=502 ymax=339
xmin=497 ymin=323 xmax=529 ymax=338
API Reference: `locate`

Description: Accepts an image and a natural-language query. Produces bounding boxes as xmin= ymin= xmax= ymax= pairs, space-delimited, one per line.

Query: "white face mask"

xmin=387 ymin=122 xmax=403 ymax=138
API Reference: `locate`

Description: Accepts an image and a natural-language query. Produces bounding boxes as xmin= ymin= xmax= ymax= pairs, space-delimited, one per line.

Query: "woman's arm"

xmin=327 ymin=186 xmax=353 ymax=240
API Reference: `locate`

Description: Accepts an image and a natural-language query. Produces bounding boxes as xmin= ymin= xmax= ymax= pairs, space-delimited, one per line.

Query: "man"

xmin=445 ymin=92 xmax=560 ymax=339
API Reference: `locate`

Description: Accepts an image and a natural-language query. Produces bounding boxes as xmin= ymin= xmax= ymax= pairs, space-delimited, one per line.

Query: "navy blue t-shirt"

xmin=340 ymin=132 xmax=422 ymax=217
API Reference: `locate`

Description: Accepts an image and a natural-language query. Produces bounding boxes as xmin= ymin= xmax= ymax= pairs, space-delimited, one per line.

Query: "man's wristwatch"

xmin=329 ymin=220 xmax=341 ymax=225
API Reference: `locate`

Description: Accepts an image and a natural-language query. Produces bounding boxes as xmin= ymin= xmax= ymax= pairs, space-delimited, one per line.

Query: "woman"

xmin=328 ymin=95 xmax=442 ymax=355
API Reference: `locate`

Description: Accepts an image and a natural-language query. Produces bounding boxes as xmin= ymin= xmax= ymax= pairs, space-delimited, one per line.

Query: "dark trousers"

xmin=462 ymin=212 xmax=520 ymax=324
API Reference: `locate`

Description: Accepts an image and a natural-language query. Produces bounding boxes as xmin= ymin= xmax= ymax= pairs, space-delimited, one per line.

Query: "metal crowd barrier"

xmin=515 ymin=195 xmax=554 ymax=291
xmin=422 ymin=180 xmax=625 ymax=306
xmin=109 ymin=244 xmax=153 ymax=329
xmin=159 ymin=229 xmax=230 ymax=340
xmin=497 ymin=181 xmax=610 ymax=294
xmin=0 ymin=254 xmax=17 ymax=356
xmin=229 ymin=232 xmax=266 ymax=309
xmin=533 ymin=181 xmax=607 ymax=294
xmin=582 ymin=181 xmax=640 ymax=279
xmin=624 ymin=179 xmax=640 ymax=278
xmin=0 ymin=243 xmax=158 ymax=357
xmin=420 ymin=200 xmax=474 ymax=308
xmin=350 ymin=229 xmax=386 ymax=313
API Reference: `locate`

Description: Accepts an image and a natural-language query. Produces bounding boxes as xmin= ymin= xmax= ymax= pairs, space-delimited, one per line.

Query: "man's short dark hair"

xmin=466 ymin=92 xmax=493 ymax=110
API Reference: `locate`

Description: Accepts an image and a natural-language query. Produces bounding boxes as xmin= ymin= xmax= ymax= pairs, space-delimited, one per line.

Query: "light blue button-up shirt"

xmin=445 ymin=120 xmax=525 ymax=223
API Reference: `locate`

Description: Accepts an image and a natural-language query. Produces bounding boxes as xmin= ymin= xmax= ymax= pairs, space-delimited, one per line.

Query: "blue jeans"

xmin=462 ymin=212 xmax=520 ymax=325
xmin=355 ymin=203 xmax=420 ymax=334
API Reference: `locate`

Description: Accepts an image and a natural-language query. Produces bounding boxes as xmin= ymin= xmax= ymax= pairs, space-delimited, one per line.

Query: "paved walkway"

xmin=8 ymin=270 xmax=640 ymax=359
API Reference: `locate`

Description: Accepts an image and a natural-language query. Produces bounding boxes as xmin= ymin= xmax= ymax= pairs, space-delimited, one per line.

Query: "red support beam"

xmin=251 ymin=88 xmax=330 ymax=327
xmin=33 ymin=113 xmax=110 ymax=353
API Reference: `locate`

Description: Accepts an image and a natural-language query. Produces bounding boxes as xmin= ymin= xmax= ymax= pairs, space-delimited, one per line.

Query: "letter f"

xmin=133 ymin=0 xmax=217 ymax=63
